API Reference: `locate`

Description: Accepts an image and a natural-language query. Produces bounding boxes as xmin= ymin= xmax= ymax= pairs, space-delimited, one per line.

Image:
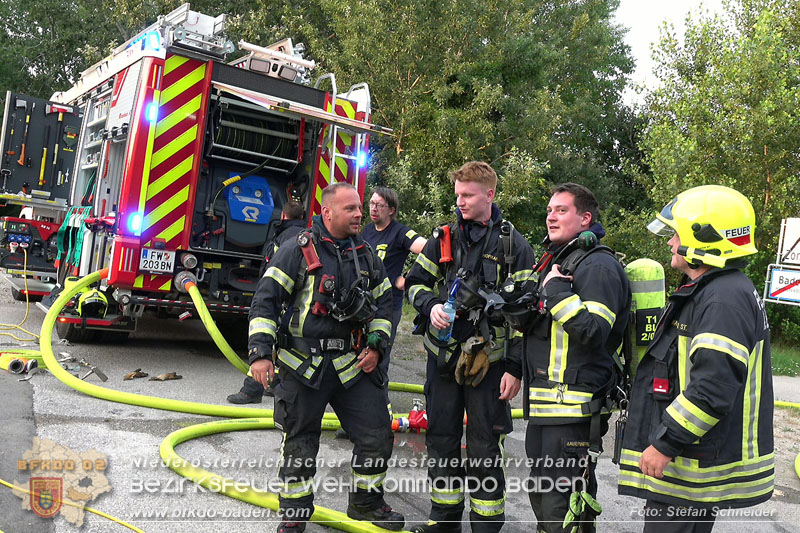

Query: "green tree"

xmin=235 ymin=0 xmax=637 ymax=239
xmin=638 ymin=0 xmax=800 ymax=339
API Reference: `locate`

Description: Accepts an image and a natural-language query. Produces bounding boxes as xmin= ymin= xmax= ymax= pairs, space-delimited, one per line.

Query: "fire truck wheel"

xmin=55 ymin=321 xmax=98 ymax=343
xmin=11 ymin=287 xmax=42 ymax=302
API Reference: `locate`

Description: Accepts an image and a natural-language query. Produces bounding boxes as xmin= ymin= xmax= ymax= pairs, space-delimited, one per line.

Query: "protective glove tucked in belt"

xmin=455 ymin=335 xmax=492 ymax=387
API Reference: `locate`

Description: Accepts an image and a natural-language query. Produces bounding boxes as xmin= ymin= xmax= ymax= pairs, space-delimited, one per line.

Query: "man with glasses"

xmin=334 ymin=187 xmax=425 ymax=440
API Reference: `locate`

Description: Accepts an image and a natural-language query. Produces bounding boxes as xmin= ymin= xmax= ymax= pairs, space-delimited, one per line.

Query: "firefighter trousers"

xmin=642 ymin=500 xmax=716 ymax=533
xmin=424 ymin=353 xmax=512 ymax=533
xmin=273 ymin=362 xmax=394 ymax=519
xmin=524 ymin=420 xmax=607 ymax=533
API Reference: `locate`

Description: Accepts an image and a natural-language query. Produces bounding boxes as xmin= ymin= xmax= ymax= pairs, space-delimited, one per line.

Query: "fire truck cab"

xmin=0 ymin=3 xmax=390 ymax=341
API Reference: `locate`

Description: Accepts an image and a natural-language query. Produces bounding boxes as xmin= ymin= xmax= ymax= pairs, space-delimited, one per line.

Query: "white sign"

xmin=778 ymin=218 xmax=800 ymax=266
xmin=764 ymin=264 xmax=800 ymax=306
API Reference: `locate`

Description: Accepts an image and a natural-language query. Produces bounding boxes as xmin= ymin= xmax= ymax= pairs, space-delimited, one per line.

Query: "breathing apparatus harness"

xmin=426 ymin=217 xmax=517 ymax=377
xmin=279 ymin=229 xmax=382 ymax=363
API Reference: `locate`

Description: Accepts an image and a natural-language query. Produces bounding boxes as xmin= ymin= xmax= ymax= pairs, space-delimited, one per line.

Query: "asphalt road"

xmin=1 ymin=280 xmax=799 ymax=533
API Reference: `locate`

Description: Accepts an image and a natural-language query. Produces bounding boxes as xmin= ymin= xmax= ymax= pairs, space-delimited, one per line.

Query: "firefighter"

xmin=228 ymin=200 xmax=306 ymax=404
xmin=248 ymin=183 xmax=404 ymax=533
xmin=522 ymin=183 xmax=631 ymax=532
xmin=618 ymin=185 xmax=774 ymax=532
xmin=337 ymin=186 xmax=426 ymax=438
xmin=405 ymin=161 xmax=535 ymax=533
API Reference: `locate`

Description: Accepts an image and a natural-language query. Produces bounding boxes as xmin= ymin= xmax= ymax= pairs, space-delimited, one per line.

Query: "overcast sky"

xmin=614 ymin=0 xmax=726 ymax=105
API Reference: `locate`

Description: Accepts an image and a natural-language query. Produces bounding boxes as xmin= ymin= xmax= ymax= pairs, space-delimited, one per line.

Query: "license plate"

xmin=139 ymin=248 xmax=176 ymax=274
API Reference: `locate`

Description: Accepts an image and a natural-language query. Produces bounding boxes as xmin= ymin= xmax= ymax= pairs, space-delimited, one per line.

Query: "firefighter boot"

xmin=226 ymin=392 xmax=262 ymax=404
xmin=346 ymin=503 xmax=405 ymax=531
xmin=410 ymin=520 xmax=462 ymax=533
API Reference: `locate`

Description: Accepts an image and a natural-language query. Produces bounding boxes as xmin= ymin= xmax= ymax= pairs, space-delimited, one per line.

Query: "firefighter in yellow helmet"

xmin=618 ymin=185 xmax=774 ymax=532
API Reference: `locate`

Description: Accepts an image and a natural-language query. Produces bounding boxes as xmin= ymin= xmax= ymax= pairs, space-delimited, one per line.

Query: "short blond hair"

xmin=449 ymin=161 xmax=497 ymax=190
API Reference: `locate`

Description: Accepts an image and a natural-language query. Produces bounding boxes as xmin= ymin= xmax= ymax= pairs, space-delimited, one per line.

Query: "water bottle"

xmin=437 ymin=280 xmax=460 ymax=341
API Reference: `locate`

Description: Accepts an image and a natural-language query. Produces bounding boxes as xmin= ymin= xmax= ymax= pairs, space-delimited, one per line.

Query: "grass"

xmin=772 ymin=343 xmax=800 ymax=377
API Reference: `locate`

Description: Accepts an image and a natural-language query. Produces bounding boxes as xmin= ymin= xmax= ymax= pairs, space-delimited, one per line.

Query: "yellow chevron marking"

xmin=138 ymin=89 xmax=160 ymax=215
xmin=151 ymin=125 xmax=198 ymax=169
xmin=338 ymin=131 xmax=353 ymax=145
xmin=164 ymin=55 xmax=190 ymax=76
xmin=335 ymin=156 xmax=349 ymax=179
xmin=156 ymin=215 xmax=186 ymax=243
xmin=318 ymin=156 xmax=331 ymax=184
xmin=143 ymin=185 xmax=190 ymax=230
xmin=155 ymin=94 xmax=201 ymax=138
xmin=336 ymin=99 xmax=356 ymax=118
xmin=159 ymin=279 xmax=172 ymax=291
xmin=134 ymin=275 xmax=144 ymax=288
xmin=147 ymin=155 xmax=194 ymax=200
xmin=161 ymin=65 xmax=204 ymax=106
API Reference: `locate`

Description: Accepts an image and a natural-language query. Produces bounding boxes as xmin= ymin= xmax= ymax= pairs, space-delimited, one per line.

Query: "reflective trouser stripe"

xmin=665 ymin=394 xmax=719 ymax=438
xmin=470 ymin=495 xmax=505 ymax=517
xmin=431 ymin=487 xmax=464 ymax=505
xmin=280 ymin=478 xmax=314 ymax=499
xmin=352 ymin=469 xmax=386 ymax=489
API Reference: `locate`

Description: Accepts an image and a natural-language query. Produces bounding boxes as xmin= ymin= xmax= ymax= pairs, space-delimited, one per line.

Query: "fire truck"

xmin=0 ymin=4 xmax=390 ymax=341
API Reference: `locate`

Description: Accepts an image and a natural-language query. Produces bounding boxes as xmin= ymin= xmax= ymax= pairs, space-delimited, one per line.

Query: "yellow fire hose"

xmin=0 ymin=477 xmax=145 ymax=533
xmin=1 ymin=266 xmax=796 ymax=531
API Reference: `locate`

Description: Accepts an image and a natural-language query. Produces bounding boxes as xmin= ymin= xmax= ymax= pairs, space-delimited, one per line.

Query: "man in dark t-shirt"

xmin=361 ymin=187 xmax=425 ymax=408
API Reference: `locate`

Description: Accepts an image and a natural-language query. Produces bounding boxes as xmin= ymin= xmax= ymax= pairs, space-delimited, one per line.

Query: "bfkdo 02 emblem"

xmin=30 ymin=477 xmax=62 ymax=518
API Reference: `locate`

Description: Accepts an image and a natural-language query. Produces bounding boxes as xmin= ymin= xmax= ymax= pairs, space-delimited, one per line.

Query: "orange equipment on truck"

xmin=0 ymin=3 xmax=391 ymax=341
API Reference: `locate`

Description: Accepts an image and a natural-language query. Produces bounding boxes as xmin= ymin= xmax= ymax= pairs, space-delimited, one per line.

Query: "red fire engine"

xmin=0 ymin=3 xmax=390 ymax=341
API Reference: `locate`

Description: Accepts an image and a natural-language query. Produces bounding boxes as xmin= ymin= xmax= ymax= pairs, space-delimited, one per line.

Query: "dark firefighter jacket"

xmin=405 ymin=204 xmax=535 ymax=378
xmin=247 ymin=216 xmax=393 ymax=389
xmin=267 ymin=219 xmax=307 ymax=260
xmin=526 ymin=223 xmax=632 ymax=424
xmin=618 ymin=265 xmax=774 ymax=509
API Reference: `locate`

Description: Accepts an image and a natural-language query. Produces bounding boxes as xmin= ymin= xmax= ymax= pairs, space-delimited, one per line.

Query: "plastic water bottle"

xmin=437 ymin=280 xmax=460 ymax=341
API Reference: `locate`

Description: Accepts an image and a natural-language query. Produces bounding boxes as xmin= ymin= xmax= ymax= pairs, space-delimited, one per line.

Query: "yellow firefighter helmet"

xmin=647 ymin=185 xmax=757 ymax=266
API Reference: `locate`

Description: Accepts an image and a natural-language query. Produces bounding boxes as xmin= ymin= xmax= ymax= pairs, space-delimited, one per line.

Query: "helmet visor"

xmin=647 ymin=218 xmax=674 ymax=238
